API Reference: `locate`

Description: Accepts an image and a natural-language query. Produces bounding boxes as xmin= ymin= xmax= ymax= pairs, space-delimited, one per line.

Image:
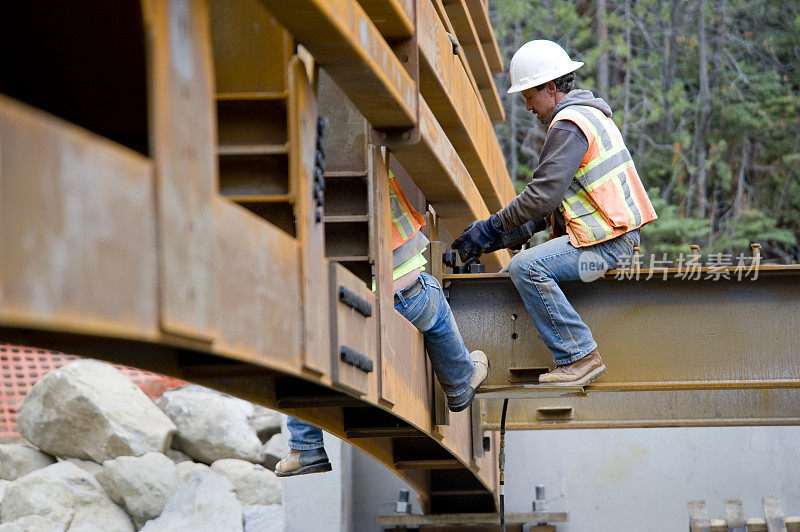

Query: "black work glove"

xmin=482 ymin=218 xmax=549 ymax=254
xmin=451 ymin=214 xmax=503 ymax=262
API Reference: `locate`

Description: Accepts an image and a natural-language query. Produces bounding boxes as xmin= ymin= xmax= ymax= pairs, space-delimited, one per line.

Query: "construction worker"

xmin=276 ymin=171 xmax=490 ymax=477
xmin=452 ymin=40 xmax=657 ymax=386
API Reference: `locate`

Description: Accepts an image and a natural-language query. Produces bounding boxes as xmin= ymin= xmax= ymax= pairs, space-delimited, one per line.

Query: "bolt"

xmin=381 ymin=132 xmax=388 ymax=140
xmin=403 ymin=132 xmax=411 ymax=140
xmin=400 ymin=54 xmax=409 ymax=63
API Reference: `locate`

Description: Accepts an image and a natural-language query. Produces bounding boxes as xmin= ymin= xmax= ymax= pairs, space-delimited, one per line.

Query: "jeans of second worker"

xmin=507 ymin=229 xmax=639 ymax=366
xmin=288 ymin=415 xmax=325 ymax=450
xmin=288 ymin=272 xmax=474 ymax=450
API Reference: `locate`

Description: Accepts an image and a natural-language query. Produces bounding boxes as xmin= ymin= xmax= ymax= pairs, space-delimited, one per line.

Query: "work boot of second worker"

xmin=538 ymin=349 xmax=606 ymax=386
xmin=275 ymin=448 xmax=332 ymax=477
xmin=447 ymin=350 xmax=490 ymax=412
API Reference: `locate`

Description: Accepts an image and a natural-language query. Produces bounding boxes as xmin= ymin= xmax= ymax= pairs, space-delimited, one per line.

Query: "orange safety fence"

xmin=0 ymin=344 xmax=187 ymax=441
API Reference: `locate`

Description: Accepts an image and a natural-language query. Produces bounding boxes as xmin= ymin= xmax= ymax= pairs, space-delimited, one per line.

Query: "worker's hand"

xmin=451 ymin=215 xmax=503 ymax=263
xmin=483 ymin=218 xmax=550 ymax=254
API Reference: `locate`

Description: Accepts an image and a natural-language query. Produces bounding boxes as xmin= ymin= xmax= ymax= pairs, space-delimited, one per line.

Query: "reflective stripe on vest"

xmin=550 ymin=105 xmax=657 ymax=247
xmin=388 ymin=171 xmax=426 ymax=250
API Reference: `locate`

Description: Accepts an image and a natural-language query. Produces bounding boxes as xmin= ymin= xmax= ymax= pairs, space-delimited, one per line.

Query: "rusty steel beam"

xmin=261 ymin=0 xmax=514 ymax=227
xmin=0 ymin=1 xmax=500 ymax=513
xmin=0 ymin=96 xmax=160 ymax=341
xmin=442 ymin=0 xmax=504 ymax=123
xmin=259 ymin=0 xmax=417 ymax=129
xmin=427 ymin=0 xmax=489 ymax=126
xmin=417 ymin=0 xmax=515 ymax=212
xmin=445 ymin=271 xmax=800 ymax=429
xmin=356 ymin=0 xmax=414 ymax=40
xmin=464 ymin=0 xmax=503 ymax=74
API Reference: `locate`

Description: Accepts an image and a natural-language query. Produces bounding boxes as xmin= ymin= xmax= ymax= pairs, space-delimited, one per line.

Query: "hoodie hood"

xmin=551 ymin=89 xmax=612 ymax=120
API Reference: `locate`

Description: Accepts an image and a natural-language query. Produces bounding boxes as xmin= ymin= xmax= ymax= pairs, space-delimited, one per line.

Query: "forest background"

xmin=490 ymin=0 xmax=800 ymax=263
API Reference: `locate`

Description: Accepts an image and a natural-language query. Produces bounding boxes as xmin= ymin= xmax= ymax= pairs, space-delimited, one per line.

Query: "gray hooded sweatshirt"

xmin=496 ymin=90 xmax=613 ymax=233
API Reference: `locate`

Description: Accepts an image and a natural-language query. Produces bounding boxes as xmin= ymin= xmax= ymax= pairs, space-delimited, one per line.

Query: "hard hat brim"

xmin=507 ymin=61 xmax=584 ymax=94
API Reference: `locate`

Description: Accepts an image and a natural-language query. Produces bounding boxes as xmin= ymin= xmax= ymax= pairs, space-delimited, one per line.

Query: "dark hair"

xmin=535 ymin=72 xmax=575 ymax=93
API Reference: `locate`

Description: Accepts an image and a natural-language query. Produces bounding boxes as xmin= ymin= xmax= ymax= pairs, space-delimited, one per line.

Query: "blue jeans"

xmin=288 ymin=416 xmax=325 ymax=450
xmin=507 ymin=230 xmax=639 ymax=365
xmin=288 ymin=272 xmax=474 ymax=450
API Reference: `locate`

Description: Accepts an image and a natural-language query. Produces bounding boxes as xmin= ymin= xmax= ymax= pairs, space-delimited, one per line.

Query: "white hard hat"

xmin=507 ymin=40 xmax=584 ymax=94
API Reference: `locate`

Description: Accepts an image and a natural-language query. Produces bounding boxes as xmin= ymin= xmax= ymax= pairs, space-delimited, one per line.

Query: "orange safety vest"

xmin=550 ymin=105 xmax=657 ymax=247
xmin=388 ymin=172 xmax=426 ymax=251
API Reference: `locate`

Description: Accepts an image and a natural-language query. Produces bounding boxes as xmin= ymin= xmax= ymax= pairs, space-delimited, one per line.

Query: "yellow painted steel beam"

xmin=356 ymin=0 xmax=414 ymax=40
xmin=481 ymin=388 xmax=800 ymax=430
xmin=392 ymin=96 xmax=511 ymax=270
xmin=464 ymin=0 xmax=503 ymax=74
xmin=442 ymin=0 xmax=504 ymax=123
xmin=417 ymin=0 xmax=515 ymax=213
xmin=259 ymin=0 xmax=417 ymax=129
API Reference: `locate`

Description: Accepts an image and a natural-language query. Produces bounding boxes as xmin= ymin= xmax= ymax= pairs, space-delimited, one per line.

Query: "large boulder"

xmin=96 ymin=452 xmax=179 ymax=529
xmin=0 ymin=461 xmax=134 ymax=531
xmin=251 ymin=407 xmax=283 ymax=443
xmin=210 ymin=459 xmax=281 ymax=506
xmin=0 ymin=513 xmax=72 ymax=532
xmin=165 ymin=449 xmax=193 ymax=463
xmin=175 ymin=462 xmax=210 ymax=485
xmin=17 ymin=360 xmax=176 ymax=463
xmin=139 ymin=471 xmax=242 ymax=532
xmin=243 ymin=505 xmax=283 ymax=532
xmin=156 ymin=386 xmax=264 ymax=464
xmin=261 ymin=433 xmax=284 ymax=471
xmin=59 ymin=458 xmax=103 ymax=477
xmin=0 ymin=479 xmax=10 ymax=504
xmin=0 ymin=444 xmax=55 ymax=481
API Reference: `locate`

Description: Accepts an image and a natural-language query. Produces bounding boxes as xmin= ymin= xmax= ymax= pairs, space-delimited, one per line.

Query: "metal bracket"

xmin=442 ymin=250 xmax=485 ymax=274
xmin=369 ymin=125 xmax=420 ymax=146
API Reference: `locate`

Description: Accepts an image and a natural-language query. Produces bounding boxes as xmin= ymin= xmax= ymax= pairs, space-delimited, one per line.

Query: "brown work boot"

xmin=447 ymin=350 xmax=490 ymax=412
xmin=538 ymin=349 xmax=606 ymax=386
xmin=275 ymin=448 xmax=332 ymax=477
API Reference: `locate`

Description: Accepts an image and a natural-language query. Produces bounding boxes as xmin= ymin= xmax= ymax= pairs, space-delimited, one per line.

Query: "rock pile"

xmin=0 ymin=360 xmax=286 ymax=531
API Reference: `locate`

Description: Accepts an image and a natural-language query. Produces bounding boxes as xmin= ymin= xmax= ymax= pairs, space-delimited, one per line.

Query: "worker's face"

xmin=521 ymin=82 xmax=557 ymax=125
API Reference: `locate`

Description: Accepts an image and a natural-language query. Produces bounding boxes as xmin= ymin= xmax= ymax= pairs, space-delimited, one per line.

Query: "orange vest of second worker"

xmin=389 ymin=173 xmax=426 ymax=250
xmin=387 ymin=172 xmax=428 ymax=282
xmin=550 ymin=105 xmax=657 ymax=247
